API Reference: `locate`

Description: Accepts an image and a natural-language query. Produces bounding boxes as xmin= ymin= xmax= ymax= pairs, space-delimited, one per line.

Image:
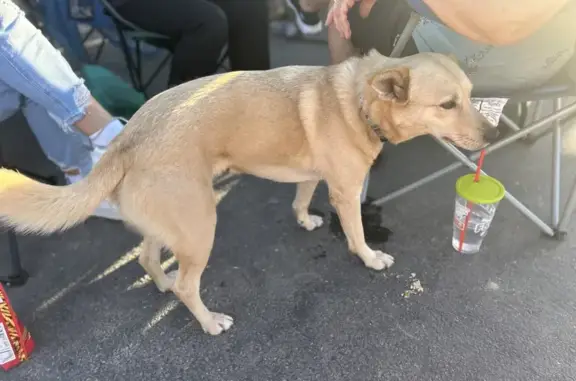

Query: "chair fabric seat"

xmin=473 ymin=68 xmax=576 ymax=102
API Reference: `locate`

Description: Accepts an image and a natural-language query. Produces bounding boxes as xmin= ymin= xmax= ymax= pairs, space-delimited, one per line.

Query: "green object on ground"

xmin=456 ymin=174 xmax=505 ymax=204
xmin=81 ymin=65 xmax=146 ymax=120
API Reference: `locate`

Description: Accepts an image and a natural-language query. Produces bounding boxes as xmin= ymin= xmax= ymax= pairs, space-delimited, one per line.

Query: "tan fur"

xmin=0 ymin=52 xmax=492 ymax=335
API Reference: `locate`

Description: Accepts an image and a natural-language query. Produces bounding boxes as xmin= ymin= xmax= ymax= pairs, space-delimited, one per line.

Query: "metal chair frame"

xmin=362 ymin=12 xmax=576 ymax=239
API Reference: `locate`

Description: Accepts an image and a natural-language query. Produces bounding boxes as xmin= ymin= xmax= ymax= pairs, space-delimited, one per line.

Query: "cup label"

xmin=454 ymin=202 xmax=495 ymax=236
xmin=454 ymin=203 xmax=470 ymax=230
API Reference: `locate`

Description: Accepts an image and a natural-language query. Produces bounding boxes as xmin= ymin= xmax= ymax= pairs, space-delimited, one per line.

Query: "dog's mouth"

xmin=442 ymin=135 xmax=485 ymax=151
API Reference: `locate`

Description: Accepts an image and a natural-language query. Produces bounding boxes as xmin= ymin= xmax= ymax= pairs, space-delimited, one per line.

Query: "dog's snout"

xmin=483 ymin=127 xmax=500 ymax=144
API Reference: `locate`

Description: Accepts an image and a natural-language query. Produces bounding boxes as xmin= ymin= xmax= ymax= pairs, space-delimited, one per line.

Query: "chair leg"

xmin=115 ymin=26 xmax=143 ymax=94
xmin=500 ymin=114 xmax=522 ymax=132
xmin=523 ymin=100 xmax=544 ymax=143
xmin=552 ymin=98 xmax=562 ymax=227
xmin=518 ymin=102 xmax=529 ymax=129
xmin=142 ymin=52 xmax=171 ymax=92
xmin=502 ymin=101 xmax=528 ymax=132
xmin=361 ymin=173 xmax=370 ymax=204
xmin=0 ymin=231 xmax=29 ymax=287
xmin=81 ymin=27 xmax=96 ymax=44
xmin=557 ymin=177 xmax=576 ymax=236
xmin=135 ymin=41 xmax=143 ymax=91
xmin=93 ymin=38 xmax=106 ymax=62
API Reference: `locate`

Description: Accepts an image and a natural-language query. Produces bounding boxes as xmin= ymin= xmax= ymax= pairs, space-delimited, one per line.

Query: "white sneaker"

xmin=63 ymin=119 xmax=125 ymax=221
xmin=65 ymin=173 xmax=122 ymax=221
xmin=285 ymin=0 xmax=322 ymax=35
xmin=92 ymin=200 xmax=122 ymax=221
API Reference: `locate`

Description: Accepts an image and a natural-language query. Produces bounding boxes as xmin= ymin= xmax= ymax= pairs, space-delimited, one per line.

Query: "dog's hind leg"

xmin=293 ymin=180 xmax=324 ymax=231
xmin=120 ymin=170 xmax=232 ymax=335
xmin=170 ymin=200 xmax=234 ymax=335
xmin=162 ymin=178 xmax=232 ymax=335
xmin=138 ymin=237 xmax=175 ymax=293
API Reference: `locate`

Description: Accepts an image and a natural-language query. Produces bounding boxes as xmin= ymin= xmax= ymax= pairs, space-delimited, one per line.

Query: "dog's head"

xmin=362 ymin=52 xmax=498 ymax=150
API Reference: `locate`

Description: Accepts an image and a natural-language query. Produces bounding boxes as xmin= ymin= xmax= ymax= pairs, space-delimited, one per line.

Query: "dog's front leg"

xmin=328 ymin=185 xmax=394 ymax=271
xmin=293 ymin=180 xmax=324 ymax=231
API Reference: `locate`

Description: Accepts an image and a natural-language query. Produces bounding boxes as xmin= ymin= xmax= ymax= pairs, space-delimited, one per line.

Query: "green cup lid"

xmin=456 ymin=174 xmax=505 ymax=204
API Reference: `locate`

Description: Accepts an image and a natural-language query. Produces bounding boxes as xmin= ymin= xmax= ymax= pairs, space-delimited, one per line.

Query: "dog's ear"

xmin=370 ymin=67 xmax=410 ymax=103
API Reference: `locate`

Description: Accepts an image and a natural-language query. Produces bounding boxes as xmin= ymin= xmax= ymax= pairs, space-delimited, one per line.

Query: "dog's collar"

xmin=359 ymin=96 xmax=388 ymax=143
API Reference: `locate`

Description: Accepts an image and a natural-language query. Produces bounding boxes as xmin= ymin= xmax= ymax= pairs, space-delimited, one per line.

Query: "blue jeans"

xmin=0 ymin=0 xmax=93 ymax=175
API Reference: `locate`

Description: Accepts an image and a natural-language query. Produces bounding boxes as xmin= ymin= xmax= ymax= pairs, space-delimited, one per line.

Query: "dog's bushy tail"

xmin=0 ymin=151 xmax=125 ymax=235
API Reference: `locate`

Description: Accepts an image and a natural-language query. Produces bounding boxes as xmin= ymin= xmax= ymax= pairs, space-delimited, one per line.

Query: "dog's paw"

xmin=156 ymin=270 xmax=178 ymax=293
xmin=298 ymin=215 xmax=324 ymax=231
xmin=202 ymin=312 xmax=234 ymax=336
xmin=365 ymin=250 xmax=395 ymax=271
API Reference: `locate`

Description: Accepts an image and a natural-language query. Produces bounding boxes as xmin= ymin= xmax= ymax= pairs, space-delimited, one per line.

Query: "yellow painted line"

xmin=142 ymin=300 xmax=180 ymax=333
xmin=36 ymin=265 xmax=96 ymax=312
xmin=127 ymin=255 xmax=177 ymax=291
xmin=179 ymin=71 xmax=243 ymax=109
xmin=90 ymin=245 xmax=142 ymax=284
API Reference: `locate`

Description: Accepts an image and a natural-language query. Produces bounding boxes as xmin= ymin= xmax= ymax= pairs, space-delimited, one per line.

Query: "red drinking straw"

xmin=458 ymin=149 xmax=486 ymax=252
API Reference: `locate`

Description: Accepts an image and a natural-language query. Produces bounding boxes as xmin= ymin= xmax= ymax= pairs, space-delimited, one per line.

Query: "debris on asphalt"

xmin=402 ymin=274 xmax=424 ymax=298
xmin=485 ymin=280 xmax=500 ymax=291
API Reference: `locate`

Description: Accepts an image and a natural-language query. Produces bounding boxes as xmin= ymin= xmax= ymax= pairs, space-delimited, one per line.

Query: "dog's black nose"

xmin=483 ymin=127 xmax=500 ymax=144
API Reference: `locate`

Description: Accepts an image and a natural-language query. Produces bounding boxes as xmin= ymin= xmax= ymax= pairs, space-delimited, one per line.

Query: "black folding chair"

xmin=0 ymin=127 xmax=60 ymax=287
xmin=0 ymin=230 xmax=27 ymax=287
xmin=99 ymin=0 xmax=229 ymax=97
xmin=0 ymin=143 xmax=28 ymax=287
xmin=96 ymin=0 xmax=172 ymax=97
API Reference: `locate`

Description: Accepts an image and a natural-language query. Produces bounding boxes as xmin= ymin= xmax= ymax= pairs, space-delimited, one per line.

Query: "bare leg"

xmin=292 ymin=180 xmax=323 ymax=231
xmin=328 ymin=24 xmax=358 ymax=64
xmin=74 ymin=97 xmax=116 ymax=136
xmin=61 ymin=96 xmax=120 ymax=178
xmin=138 ymin=237 xmax=175 ymax=292
xmin=328 ymin=184 xmax=394 ymax=270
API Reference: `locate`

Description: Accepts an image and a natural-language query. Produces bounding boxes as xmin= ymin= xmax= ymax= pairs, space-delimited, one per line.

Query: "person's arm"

xmin=422 ymin=0 xmax=571 ymax=45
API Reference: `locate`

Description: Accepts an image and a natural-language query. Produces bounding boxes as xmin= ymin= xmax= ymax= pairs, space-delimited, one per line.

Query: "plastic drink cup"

xmin=452 ymin=174 xmax=505 ymax=254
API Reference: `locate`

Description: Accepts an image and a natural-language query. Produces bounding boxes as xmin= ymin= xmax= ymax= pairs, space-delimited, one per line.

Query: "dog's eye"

xmin=440 ymin=100 xmax=457 ymax=110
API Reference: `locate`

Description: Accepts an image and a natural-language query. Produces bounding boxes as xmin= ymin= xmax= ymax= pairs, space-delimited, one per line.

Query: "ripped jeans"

xmin=0 ymin=0 xmax=93 ymax=175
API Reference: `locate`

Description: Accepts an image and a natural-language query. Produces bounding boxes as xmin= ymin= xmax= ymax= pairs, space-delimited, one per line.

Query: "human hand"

xmin=325 ymin=0 xmax=377 ymax=39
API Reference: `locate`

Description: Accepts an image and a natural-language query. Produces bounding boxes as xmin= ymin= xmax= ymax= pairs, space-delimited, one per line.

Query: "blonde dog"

xmin=0 ymin=51 xmax=497 ymax=335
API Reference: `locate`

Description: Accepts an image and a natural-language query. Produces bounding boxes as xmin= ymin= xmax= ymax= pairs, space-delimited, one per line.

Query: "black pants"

xmin=114 ymin=0 xmax=270 ymax=87
xmin=348 ymin=0 xmax=418 ymax=57
xmin=215 ymin=0 xmax=270 ymax=72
